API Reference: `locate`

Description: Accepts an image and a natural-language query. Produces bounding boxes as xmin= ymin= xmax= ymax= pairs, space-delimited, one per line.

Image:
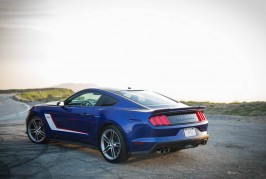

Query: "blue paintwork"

xmin=26 ymin=88 xmax=209 ymax=154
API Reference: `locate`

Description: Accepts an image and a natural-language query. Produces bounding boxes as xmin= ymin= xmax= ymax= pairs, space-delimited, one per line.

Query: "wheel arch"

xmin=96 ymin=121 xmax=129 ymax=149
xmin=26 ymin=111 xmax=51 ymax=139
xmin=26 ymin=111 xmax=42 ymax=126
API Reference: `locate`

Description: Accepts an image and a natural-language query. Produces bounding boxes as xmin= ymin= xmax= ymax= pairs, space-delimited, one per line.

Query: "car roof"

xmin=80 ymin=87 xmax=148 ymax=109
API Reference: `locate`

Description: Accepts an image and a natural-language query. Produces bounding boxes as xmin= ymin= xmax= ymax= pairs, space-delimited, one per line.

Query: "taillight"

xmin=149 ymin=115 xmax=170 ymax=126
xmin=196 ymin=111 xmax=206 ymax=121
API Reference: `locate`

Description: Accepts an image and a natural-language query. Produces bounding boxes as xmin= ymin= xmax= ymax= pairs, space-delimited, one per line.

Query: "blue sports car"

xmin=26 ymin=88 xmax=209 ymax=163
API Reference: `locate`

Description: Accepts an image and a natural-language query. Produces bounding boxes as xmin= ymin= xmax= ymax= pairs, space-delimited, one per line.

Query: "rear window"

xmin=114 ymin=90 xmax=179 ymax=107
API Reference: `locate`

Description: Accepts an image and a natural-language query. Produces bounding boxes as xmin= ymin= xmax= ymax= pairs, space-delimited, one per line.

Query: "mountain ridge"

xmin=52 ymin=83 xmax=98 ymax=92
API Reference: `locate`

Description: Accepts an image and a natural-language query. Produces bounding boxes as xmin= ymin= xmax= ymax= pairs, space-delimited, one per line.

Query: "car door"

xmin=47 ymin=90 xmax=102 ymax=142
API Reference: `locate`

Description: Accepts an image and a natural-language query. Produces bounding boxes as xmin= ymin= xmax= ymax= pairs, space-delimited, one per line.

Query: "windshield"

xmin=115 ymin=90 xmax=180 ymax=107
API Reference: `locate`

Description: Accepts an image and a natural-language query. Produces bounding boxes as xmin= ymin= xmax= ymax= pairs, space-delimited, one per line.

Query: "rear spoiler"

xmin=151 ymin=106 xmax=206 ymax=116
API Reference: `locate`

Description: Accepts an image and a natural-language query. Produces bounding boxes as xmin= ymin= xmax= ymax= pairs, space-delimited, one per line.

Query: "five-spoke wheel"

xmin=27 ymin=116 xmax=47 ymax=143
xmin=100 ymin=125 xmax=128 ymax=163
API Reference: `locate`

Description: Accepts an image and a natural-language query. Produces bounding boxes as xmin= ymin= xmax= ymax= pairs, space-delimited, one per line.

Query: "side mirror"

xmin=57 ymin=101 xmax=65 ymax=106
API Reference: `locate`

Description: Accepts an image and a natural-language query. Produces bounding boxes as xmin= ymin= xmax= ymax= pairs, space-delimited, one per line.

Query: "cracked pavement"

xmin=0 ymin=94 xmax=266 ymax=178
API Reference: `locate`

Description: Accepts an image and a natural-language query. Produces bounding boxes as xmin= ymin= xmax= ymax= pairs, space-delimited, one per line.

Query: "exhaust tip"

xmin=156 ymin=147 xmax=171 ymax=154
xmin=202 ymin=139 xmax=208 ymax=145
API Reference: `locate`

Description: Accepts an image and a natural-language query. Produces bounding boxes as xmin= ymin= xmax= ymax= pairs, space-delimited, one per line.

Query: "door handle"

xmin=83 ymin=113 xmax=93 ymax=116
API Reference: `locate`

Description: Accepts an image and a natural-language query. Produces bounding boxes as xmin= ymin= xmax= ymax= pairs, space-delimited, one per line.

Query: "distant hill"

xmin=0 ymin=88 xmax=67 ymax=94
xmin=52 ymin=83 xmax=98 ymax=92
xmin=0 ymin=83 xmax=98 ymax=94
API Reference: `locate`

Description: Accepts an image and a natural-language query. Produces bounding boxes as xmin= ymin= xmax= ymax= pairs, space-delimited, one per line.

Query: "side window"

xmin=98 ymin=95 xmax=117 ymax=106
xmin=67 ymin=92 xmax=102 ymax=106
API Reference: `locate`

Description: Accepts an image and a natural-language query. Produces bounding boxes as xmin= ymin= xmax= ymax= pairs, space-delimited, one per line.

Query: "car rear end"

xmin=111 ymin=90 xmax=209 ymax=155
xmin=129 ymin=106 xmax=209 ymax=154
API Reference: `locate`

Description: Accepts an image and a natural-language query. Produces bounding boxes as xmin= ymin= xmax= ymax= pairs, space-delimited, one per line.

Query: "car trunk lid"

xmin=149 ymin=106 xmax=206 ymax=126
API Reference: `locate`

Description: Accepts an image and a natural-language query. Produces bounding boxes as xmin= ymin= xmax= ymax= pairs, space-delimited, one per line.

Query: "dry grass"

xmin=181 ymin=101 xmax=266 ymax=116
xmin=17 ymin=88 xmax=73 ymax=102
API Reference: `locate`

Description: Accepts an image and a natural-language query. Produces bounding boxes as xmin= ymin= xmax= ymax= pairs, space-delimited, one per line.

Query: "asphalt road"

xmin=0 ymin=95 xmax=266 ymax=178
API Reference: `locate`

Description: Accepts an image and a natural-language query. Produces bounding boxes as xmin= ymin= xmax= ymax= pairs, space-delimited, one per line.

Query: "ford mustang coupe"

xmin=26 ymin=88 xmax=209 ymax=163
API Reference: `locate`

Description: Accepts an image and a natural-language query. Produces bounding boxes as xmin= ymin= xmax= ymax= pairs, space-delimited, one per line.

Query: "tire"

xmin=100 ymin=125 xmax=129 ymax=163
xmin=27 ymin=116 xmax=47 ymax=144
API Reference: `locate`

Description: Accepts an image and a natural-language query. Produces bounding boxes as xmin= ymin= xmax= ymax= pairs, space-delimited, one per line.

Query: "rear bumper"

xmin=129 ymin=128 xmax=209 ymax=154
xmin=148 ymin=134 xmax=208 ymax=153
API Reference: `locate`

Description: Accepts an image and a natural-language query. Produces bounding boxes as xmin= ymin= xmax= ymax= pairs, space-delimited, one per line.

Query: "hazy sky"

xmin=0 ymin=0 xmax=265 ymax=102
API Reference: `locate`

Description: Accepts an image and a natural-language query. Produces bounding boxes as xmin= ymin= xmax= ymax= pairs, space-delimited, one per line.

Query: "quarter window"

xmin=99 ymin=95 xmax=117 ymax=106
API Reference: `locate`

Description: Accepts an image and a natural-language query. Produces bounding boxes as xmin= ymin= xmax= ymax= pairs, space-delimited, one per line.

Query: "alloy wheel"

xmin=101 ymin=129 xmax=121 ymax=160
xmin=28 ymin=118 xmax=46 ymax=143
